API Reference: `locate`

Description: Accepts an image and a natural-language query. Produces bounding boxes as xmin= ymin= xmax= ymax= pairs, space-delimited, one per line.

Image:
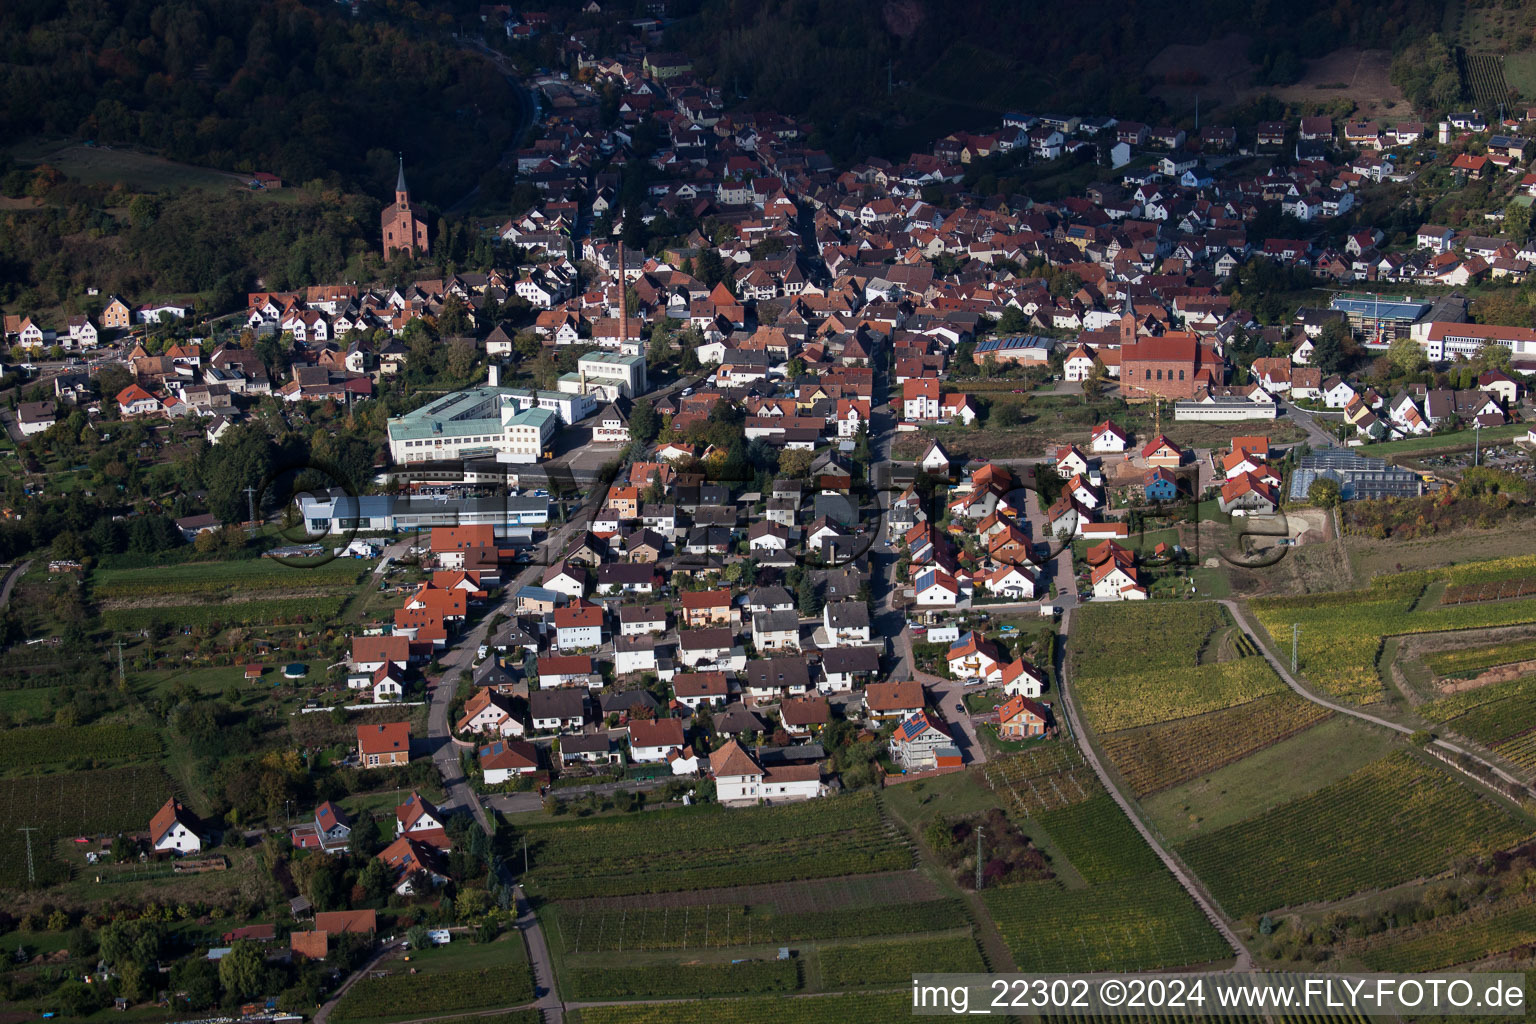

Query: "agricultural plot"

xmin=1100 ymin=694 xmax=1331 ymax=797
xmin=560 ymin=960 xmax=797 ymax=1000
xmin=981 ymin=775 xmax=1229 ymax=971
xmin=522 ymin=794 xmax=910 ymax=899
xmin=0 ymin=724 xmax=161 ymax=770
xmin=569 ymin=991 xmax=912 ymax=1024
xmin=1362 ymin=901 xmax=1536 ymax=971
xmin=330 ymin=965 xmax=535 ymax=1024
xmin=547 ymin=896 xmax=967 ymax=953
xmin=1070 ymin=602 xmax=1285 ymax=732
xmin=0 ymin=766 xmax=174 ymax=887
xmin=1253 ymin=565 xmax=1536 ymax=703
xmin=983 ymin=744 xmax=1101 ymax=815
xmin=1415 ymin=673 xmax=1536 ymax=767
xmin=91 ymin=558 xmax=364 ymax=599
xmin=1074 ymin=660 xmax=1283 ymax=733
xmin=1178 ymin=752 xmax=1533 ymax=917
xmin=102 ymin=596 xmax=348 ymax=631
xmin=1035 ymin=794 xmax=1164 ymax=885
xmin=1464 ymin=53 xmax=1511 ymax=113
xmin=1424 ymin=639 xmax=1536 ymax=679
xmin=816 ymin=933 xmax=985 ymax=988
xmin=985 ymin=873 xmax=1231 ymax=972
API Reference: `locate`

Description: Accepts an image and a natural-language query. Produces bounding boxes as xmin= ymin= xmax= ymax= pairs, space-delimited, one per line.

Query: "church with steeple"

xmin=381 ymin=156 xmax=429 ymax=259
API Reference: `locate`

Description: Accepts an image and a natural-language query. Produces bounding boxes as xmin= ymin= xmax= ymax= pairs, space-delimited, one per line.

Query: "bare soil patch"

xmin=1148 ymin=38 xmax=1405 ymax=118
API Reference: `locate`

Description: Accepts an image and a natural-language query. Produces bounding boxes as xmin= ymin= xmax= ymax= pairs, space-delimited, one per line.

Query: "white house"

xmin=627 ymin=718 xmax=685 ymax=763
xmin=984 ymin=564 xmax=1037 ymax=600
xmin=1090 ymin=420 xmax=1128 ymax=453
xmin=614 ymin=635 xmax=659 ymax=676
xmin=918 ymin=439 xmax=952 ymax=475
xmin=479 ymin=740 xmax=539 ymax=783
xmin=553 ymin=602 xmax=603 ymax=650
xmin=914 ymin=569 xmax=962 ymax=607
xmin=150 ymin=798 xmax=201 ymax=855
xmin=709 ymin=738 xmax=822 ymax=804
xmin=1321 ymin=377 xmax=1357 ymax=409
xmin=822 ymin=601 xmax=872 ymax=646
xmin=1002 ymin=659 xmax=1047 ymax=699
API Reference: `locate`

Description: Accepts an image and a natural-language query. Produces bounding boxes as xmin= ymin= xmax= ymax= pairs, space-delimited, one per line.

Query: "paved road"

xmin=1221 ymin=599 xmax=1530 ymax=789
xmin=419 ymin=494 xmax=600 ymax=1024
xmin=1053 ymin=606 xmax=1254 ymax=969
xmin=312 ymin=938 xmax=406 ymax=1024
xmin=0 ymin=560 xmax=32 ymax=609
xmin=1281 ymin=399 xmax=1344 ymax=447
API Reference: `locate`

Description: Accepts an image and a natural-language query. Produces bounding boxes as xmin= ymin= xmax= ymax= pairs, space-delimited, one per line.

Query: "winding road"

xmin=1220 ymin=599 xmax=1531 ymax=790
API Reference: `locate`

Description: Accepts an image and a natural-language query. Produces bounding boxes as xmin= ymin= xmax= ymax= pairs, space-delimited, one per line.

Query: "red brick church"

xmin=381 ymin=157 xmax=429 ymax=259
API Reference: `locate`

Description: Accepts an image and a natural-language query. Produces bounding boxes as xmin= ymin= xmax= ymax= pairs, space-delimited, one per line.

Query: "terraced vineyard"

xmin=1100 ymin=694 xmax=1331 ymax=796
xmin=1362 ymin=901 xmax=1536 ymax=971
xmin=1178 ymin=752 xmax=1533 ymax=916
xmin=983 ymin=744 xmax=1100 ymax=814
xmin=1419 ymin=675 xmax=1536 ymax=768
xmin=1253 ymin=565 xmax=1536 ymax=703
xmin=522 ymin=793 xmax=910 ymax=899
xmin=1424 ymin=639 xmax=1536 ymax=679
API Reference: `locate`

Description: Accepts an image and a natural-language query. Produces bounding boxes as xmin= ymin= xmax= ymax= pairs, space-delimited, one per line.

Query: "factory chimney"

xmin=617 ymin=241 xmax=629 ymax=353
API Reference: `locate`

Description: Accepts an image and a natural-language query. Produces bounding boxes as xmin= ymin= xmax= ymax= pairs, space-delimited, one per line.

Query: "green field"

xmin=1253 ymin=561 xmax=1536 ymax=703
xmin=815 ymin=933 xmax=985 ymax=988
xmin=985 ymin=871 xmax=1232 ymax=972
xmin=0 ymin=723 xmax=161 ymax=770
xmin=93 ymin=557 xmax=364 ymax=599
xmin=0 ymin=765 xmax=176 ymax=887
xmin=1068 ymin=601 xmax=1313 ymax=795
xmin=11 ymin=140 xmax=252 ymax=193
xmin=1070 ymin=603 xmax=1286 ymax=731
xmin=981 ymin=776 xmax=1230 ymax=971
xmin=1142 ymin=716 xmax=1397 ymax=844
xmin=568 ymin=991 xmax=912 ymax=1024
xmin=103 ymin=596 xmax=348 ymax=631
xmin=561 ymin=959 xmax=797 ymax=1000
xmin=522 ymin=794 xmax=911 ymax=899
xmin=1099 ymin=693 xmax=1330 ymax=797
xmin=546 ymin=893 xmax=965 ymax=953
xmin=1424 ymin=638 xmax=1536 ymax=679
xmin=1365 ymin=423 xmax=1527 ymax=456
xmin=330 ymin=955 xmax=534 ymax=1024
xmin=1361 ymin=901 xmax=1536 ymax=971
xmin=1178 ymin=751 xmax=1533 ymax=916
